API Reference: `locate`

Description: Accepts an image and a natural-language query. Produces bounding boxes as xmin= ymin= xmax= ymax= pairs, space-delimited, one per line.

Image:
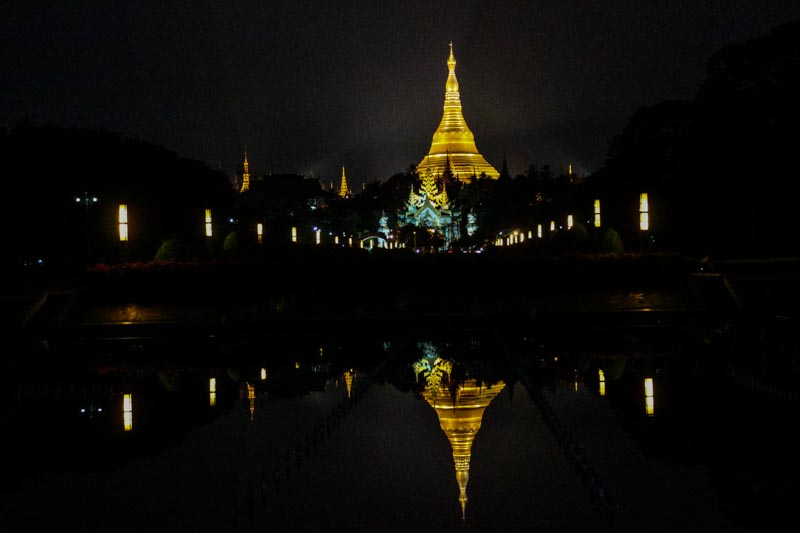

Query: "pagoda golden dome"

xmin=416 ymin=43 xmax=499 ymax=182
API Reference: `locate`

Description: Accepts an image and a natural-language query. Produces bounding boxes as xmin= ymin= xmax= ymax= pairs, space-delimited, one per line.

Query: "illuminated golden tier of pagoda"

xmin=416 ymin=43 xmax=499 ymax=182
xmin=423 ymin=379 xmax=505 ymax=521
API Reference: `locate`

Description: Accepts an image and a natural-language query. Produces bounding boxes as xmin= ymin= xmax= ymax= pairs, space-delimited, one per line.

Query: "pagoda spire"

xmin=240 ymin=150 xmax=250 ymax=192
xmin=338 ymin=166 xmax=350 ymax=198
xmin=439 ymin=180 xmax=449 ymax=208
xmin=416 ymin=43 xmax=499 ymax=182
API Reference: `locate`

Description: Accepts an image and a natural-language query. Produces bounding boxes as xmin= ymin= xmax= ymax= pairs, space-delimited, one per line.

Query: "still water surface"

xmin=1 ymin=324 xmax=795 ymax=532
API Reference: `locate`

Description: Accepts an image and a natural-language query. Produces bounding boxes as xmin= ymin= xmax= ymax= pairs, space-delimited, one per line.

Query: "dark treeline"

xmin=1 ymin=121 xmax=235 ymax=268
xmin=3 ymin=19 xmax=797 ymax=270
xmin=585 ymin=18 xmax=800 ymax=258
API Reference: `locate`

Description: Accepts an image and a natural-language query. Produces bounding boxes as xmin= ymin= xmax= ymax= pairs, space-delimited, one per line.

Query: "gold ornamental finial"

xmin=446 ymin=42 xmax=459 ymax=93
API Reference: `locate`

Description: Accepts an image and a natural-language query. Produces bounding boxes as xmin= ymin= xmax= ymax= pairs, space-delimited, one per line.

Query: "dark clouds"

xmin=3 ymin=1 xmax=800 ymax=185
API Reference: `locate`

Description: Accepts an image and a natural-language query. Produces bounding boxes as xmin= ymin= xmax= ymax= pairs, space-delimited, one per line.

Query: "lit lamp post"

xmin=123 ymin=393 xmax=133 ymax=432
xmin=205 ymin=208 xmax=213 ymax=237
xmin=594 ymin=199 xmax=601 ymax=228
xmin=118 ymin=204 xmax=129 ymax=262
xmin=204 ymin=208 xmax=215 ymax=258
xmin=639 ymin=193 xmax=650 ymax=251
xmin=644 ymin=377 xmax=655 ymax=416
xmin=74 ymin=192 xmax=98 ymax=265
xmin=75 ymin=192 xmax=99 ymax=208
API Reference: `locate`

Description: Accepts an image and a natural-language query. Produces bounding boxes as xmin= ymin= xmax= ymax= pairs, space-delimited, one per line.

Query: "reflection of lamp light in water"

xmin=422 ymin=374 xmax=505 ymax=522
xmin=210 ymin=377 xmax=217 ymax=406
xmin=644 ymin=377 xmax=654 ymax=416
xmin=123 ymin=393 xmax=133 ymax=431
xmin=598 ymin=369 xmax=606 ymax=396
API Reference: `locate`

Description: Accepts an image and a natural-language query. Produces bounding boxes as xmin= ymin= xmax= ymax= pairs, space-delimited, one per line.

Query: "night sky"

xmin=4 ymin=1 xmax=800 ymax=186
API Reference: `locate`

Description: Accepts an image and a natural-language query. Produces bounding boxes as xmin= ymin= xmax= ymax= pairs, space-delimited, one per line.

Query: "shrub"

xmin=597 ymin=228 xmax=624 ymax=255
xmin=154 ymin=238 xmax=190 ymax=261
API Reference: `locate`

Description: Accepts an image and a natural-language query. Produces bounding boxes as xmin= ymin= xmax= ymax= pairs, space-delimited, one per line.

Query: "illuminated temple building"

xmin=414 ymin=346 xmax=505 ymax=521
xmin=416 ymin=43 xmax=499 ymax=182
xmin=398 ymin=171 xmax=464 ymax=248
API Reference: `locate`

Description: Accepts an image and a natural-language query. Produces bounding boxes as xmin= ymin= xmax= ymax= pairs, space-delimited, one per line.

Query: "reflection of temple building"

xmin=416 ymin=43 xmax=499 ymax=182
xmin=415 ymin=348 xmax=504 ymax=521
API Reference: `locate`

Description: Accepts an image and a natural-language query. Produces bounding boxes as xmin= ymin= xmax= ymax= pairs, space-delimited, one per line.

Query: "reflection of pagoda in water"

xmin=343 ymin=369 xmax=354 ymax=399
xmin=414 ymin=346 xmax=505 ymax=521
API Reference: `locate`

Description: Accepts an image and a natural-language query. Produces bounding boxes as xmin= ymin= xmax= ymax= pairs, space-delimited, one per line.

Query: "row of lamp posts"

xmin=74 ymin=192 xmax=652 ymax=264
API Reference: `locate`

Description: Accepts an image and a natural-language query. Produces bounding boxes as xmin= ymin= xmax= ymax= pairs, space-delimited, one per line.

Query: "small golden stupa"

xmin=240 ymin=151 xmax=250 ymax=192
xmin=338 ymin=166 xmax=350 ymax=198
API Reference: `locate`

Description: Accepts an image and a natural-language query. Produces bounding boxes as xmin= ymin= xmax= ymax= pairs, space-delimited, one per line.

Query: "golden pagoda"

xmin=338 ymin=166 xmax=350 ymax=198
xmin=416 ymin=43 xmax=499 ymax=182
xmin=415 ymin=350 xmax=504 ymax=521
xmin=240 ymin=151 xmax=250 ymax=192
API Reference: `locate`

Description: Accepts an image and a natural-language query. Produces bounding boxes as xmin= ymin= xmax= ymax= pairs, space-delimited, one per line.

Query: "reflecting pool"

xmin=1 ymin=322 xmax=796 ymax=532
